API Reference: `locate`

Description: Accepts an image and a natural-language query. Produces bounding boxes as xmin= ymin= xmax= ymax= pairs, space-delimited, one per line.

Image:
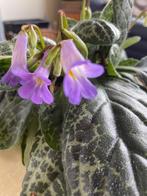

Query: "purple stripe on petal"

xmin=79 ymin=77 xmax=97 ymax=99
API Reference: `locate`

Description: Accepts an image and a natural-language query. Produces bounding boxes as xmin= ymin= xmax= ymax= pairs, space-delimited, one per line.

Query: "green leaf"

xmin=67 ymin=17 xmax=77 ymax=28
xmin=121 ymin=36 xmax=141 ymax=49
xmin=39 ymin=91 xmax=66 ymax=151
xmin=72 ymin=19 xmax=120 ymax=45
xmin=0 ymin=42 xmax=13 ymax=74
xmin=21 ymin=106 xmax=39 ymax=166
xmin=119 ymin=58 xmax=139 ymax=67
xmin=117 ymin=56 xmax=147 ymax=89
xmin=109 ymin=44 xmax=121 ymax=67
xmin=92 ymin=11 xmax=101 ymax=19
xmin=21 ymin=131 xmax=66 ymax=196
xmin=62 ymin=73 xmax=147 ymax=195
xmin=100 ymin=0 xmax=113 ymax=21
xmin=0 ymin=40 xmax=14 ymax=56
xmin=0 ymin=83 xmax=16 ymax=91
xmin=106 ymin=59 xmax=121 ymax=77
xmin=0 ymin=91 xmax=32 ymax=149
xmin=113 ymin=0 xmax=134 ymax=43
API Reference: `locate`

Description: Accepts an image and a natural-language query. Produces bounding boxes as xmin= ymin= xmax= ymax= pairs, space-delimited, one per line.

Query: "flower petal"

xmin=79 ymin=77 xmax=97 ymax=99
xmin=41 ymin=85 xmax=54 ymax=104
xmin=11 ymin=32 xmax=28 ymax=75
xmin=61 ymin=39 xmax=84 ymax=73
xmin=69 ymin=83 xmax=81 ymax=105
xmin=18 ymin=81 xmax=34 ymax=100
xmin=1 ymin=69 xmax=20 ymax=87
xmin=35 ymin=51 xmax=50 ymax=79
xmin=63 ymin=74 xmax=81 ymax=105
xmin=63 ymin=74 xmax=73 ymax=97
xmin=31 ymin=87 xmax=43 ymax=104
xmin=81 ymin=62 xmax=105 ymax=78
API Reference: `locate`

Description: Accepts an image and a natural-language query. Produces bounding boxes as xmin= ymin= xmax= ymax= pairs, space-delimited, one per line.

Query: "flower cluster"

xmin=1 ymin=32 xmax=104 ymax=105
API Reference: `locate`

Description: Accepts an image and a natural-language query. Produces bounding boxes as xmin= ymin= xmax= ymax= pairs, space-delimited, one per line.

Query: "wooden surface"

xmin=60 ymin=1 xmax=81 ymax=20
xmin=0 ymin=147 xmax=25 ymax=196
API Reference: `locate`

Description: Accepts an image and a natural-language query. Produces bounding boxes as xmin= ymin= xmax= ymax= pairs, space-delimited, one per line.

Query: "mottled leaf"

xmin=113 ymin=0 xmax=134 ymax=43
xmin=21 ymin=106 xmax=39 ymax=166
xmin=62 ymin=74 xmax=147 ymax=195
xmin=92 ymin=11 xmax=101 ymax=19
xmin=109 ymin=44 xmax=121 ymax=67
xmin=100 ymin=0 xmax=113 ymax=21
xmin=39 ymin=91 xmax=66 ymax=150
xmin=0 ymin=83 xmax=16 ymax=91
xmin=0 ymin=91 xmax=32 ymax=149
xmin=117 ymin=56 xmax=147 ymax=90
xmin=21 ymin=131 xmax=66 ymax=196
xmin=0 ymin=40 xmax=14 ymax=56
xmin=72 ymin=19 xmax=120 ymax=45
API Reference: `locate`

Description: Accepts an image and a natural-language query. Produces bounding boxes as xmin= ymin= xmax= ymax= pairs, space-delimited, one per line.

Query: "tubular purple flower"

xmin=18 ymin=52 xmax=54 ymax=105
xmin=1 ymin=32 xmax=28 ymax=87
xmin=61 ymin=39 xmax=104 ymax=105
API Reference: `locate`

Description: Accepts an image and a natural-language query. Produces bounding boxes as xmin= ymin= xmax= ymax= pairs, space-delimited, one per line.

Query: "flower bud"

xmin=28 ymin=26 xmax=38 ymax=51
xmin=53 ymin=55 xmax=62 ymax=77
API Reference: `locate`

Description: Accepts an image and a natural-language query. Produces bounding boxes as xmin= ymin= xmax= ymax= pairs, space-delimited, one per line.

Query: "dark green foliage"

xmin=0 ymin=40 xmax=14 ymax=56
xmin=62 ymin=74 xmax=147 ymax=196
xmin=72 ymin=19 xmax=120 ymax=45
xmin=112 ymin=0 xmax=134 ymax=43
xmin=0 ymin=91 xmax=32 ymax=149
xmin=39 ymin=91 xmax=66 ymax=151
xmin=21 ymin=131 xmax=66 ymax=196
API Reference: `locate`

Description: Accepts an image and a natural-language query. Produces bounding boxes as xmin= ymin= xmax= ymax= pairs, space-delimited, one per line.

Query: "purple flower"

xmin=18 ymin=52 xmax=54 ymax=105
xmin=61 ymin=39 xmax=104 ymax=105
xmin=1 ymin=32 xmax=28 ymax=87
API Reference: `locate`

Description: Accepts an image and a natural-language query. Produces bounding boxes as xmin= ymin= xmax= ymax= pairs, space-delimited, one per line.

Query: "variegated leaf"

xmin=39 ymin=91 xmax=66 ymax=151
xmin=100 ymin=0 xmax=113 ymax=21
xmin=0 ymin=91 xmax=32 ymax=149
xmin=62 ymin=74 xmax=147 ymax=195
xmin=113 ymin=0 xmax=134 ymax=43
xmin=0 ymin=40 xmax=14 ymax=56
xmin=21 ymin=131 xmax=66 ymax=196
xmin=72 ymin=19 xmax=120 ymax=45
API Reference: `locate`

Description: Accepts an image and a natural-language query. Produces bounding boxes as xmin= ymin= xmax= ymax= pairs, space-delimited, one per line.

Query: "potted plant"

xmin=0 ymin=0 xmax=147 ymax=195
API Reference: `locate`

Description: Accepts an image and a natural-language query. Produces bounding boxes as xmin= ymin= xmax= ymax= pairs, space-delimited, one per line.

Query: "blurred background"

xmin=0 ymin=0 xmax=147 ymax=195
xmin=0 ymin=0 xmax=147 ymax=58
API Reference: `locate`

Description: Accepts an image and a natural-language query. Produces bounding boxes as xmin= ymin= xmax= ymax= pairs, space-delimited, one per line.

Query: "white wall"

xmin=0 ymin=0 xmax=60 ymax=21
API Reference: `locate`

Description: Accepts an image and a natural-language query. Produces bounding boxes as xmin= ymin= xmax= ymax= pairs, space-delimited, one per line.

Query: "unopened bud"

xmin=85 ymin=7 xmax=92 ymax=19
xmin=53 ymin=55 xmax=62 ymax=77
xmin=28 ymin=26 xmax=38 ymax=50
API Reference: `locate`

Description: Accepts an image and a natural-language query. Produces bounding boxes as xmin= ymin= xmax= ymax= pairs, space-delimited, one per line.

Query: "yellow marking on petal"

xmin=35 ymin=77 xmax=44 ymax=87
xmin=69 ymin=70 xmax=77 ymax=80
